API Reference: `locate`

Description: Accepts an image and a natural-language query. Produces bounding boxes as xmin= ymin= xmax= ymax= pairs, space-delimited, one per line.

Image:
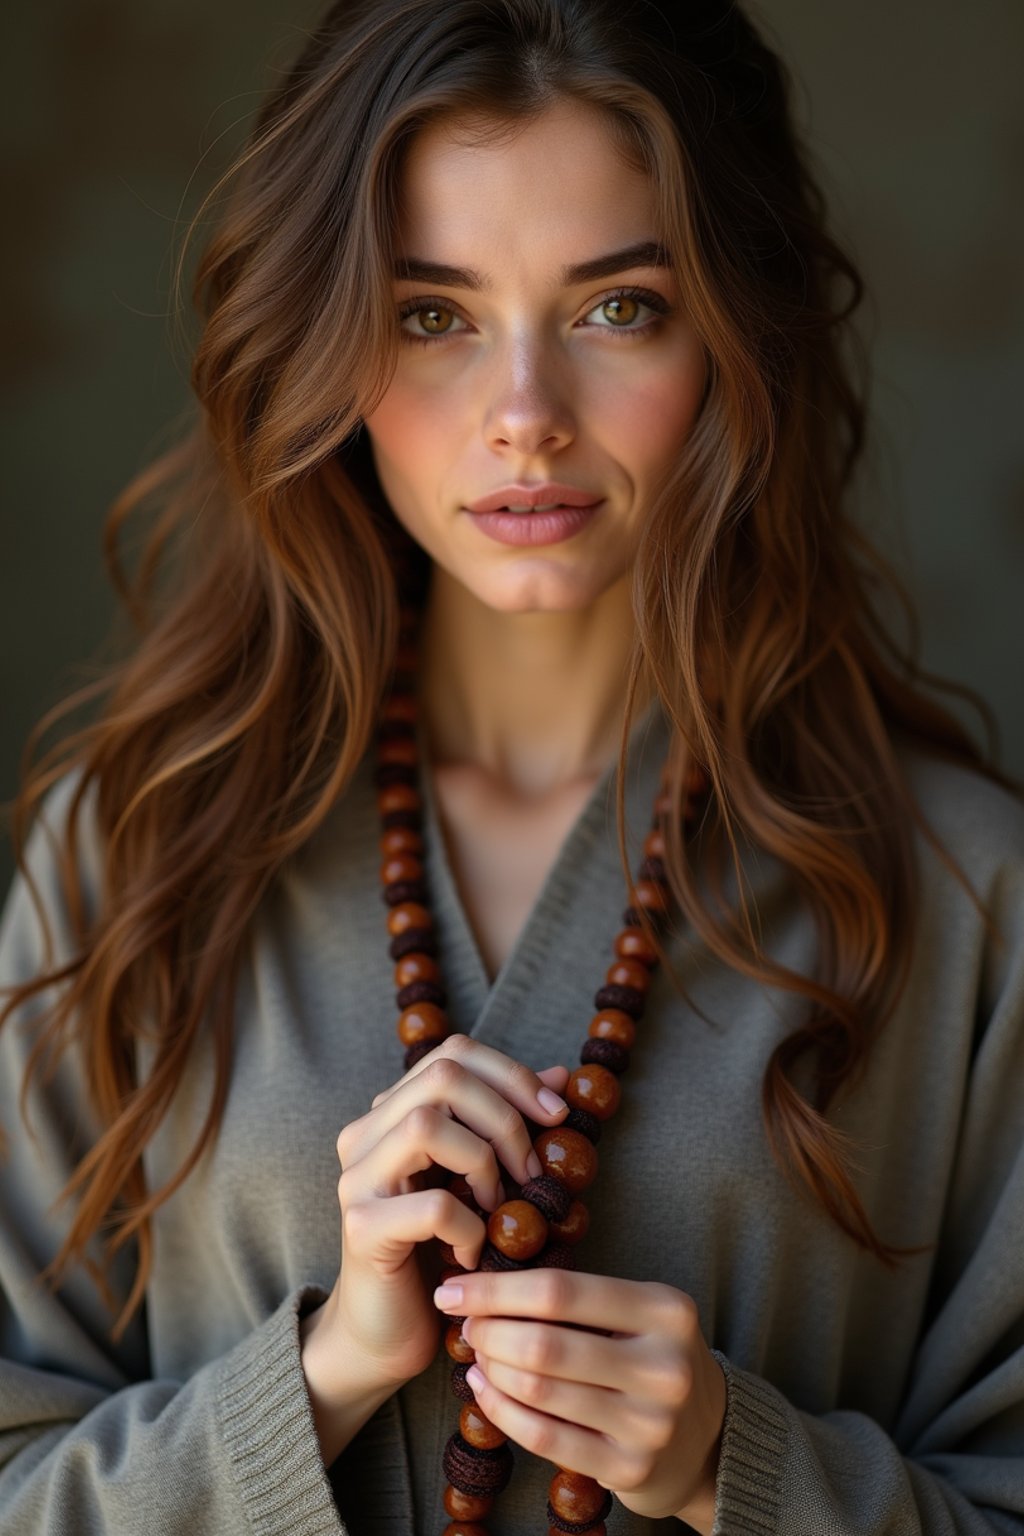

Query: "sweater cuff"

xmin=218 ymin=1284 xmax=343 ymax=1536
xmin=710 ymin=1351 xmax=785 ymax=1535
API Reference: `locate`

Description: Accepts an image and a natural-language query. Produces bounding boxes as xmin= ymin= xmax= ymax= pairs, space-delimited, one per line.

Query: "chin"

xmin=464 ymin=564 xmax=620 ymax=614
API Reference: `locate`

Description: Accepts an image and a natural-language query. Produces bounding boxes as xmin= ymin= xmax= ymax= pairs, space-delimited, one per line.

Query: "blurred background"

xmin=2 ymin=1 xmax=1022 ymax=885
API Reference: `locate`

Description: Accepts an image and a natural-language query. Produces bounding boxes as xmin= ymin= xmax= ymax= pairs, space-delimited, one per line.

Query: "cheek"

xmin=589 ymin=343 xmax=706 ymax=470
xmin=364 ymin=375 xmax=459 ymax=498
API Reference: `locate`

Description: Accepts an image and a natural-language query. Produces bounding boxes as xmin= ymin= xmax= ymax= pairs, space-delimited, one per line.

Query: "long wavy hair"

xmin=2 ymin=0 xmax=1009 ymax=1336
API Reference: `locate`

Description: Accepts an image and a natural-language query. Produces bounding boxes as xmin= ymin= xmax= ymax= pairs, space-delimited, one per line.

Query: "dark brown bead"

xmin=377 ymin=736 xmax=418 ymax=767
xmin=372 ymin=762 xmax=417 ymax=789
xmin=686 ymin=762 xmax=709 ymax=797
xmin=381 ymin=808 xmax=422 ymax=832
xmin=459 ymin=1403 xmax=507 ymax=1449
xmin=487 ymin=1199 xmax=549 ymax=1260
xmin=398 ymin=1002 xmax=449 ymax=1046
xmin=444 ymin=1485 xmax=495 ymax=1521
xmin=387 ymin=901 xmax=433 ymax=937
xmin=377 ymin=783 xmax=422 ymax=817
xmin=588 ymin=1010 xmax=636 ymax=1048
xmin=395 ymin=951 xmax=440 ymax=988
xmin=390 ymin=929 xmax=437 ymax=961
xmin=643 ymin=827 xmax=666 ymax=859
xmin=444 ymin=1321 xmax=475 ymax=1364
xmin=549 ymin=1199 xmax=589 ymax=1245
xmin=637 ymin=855 xmax=667 ymax=882
xmin=581 ymin=1038 xmax=631 ymax=1075
xmin=548 ymin=1470 xmax=613 ymax=1528
xmin=380 ymin=854 xmax=424 ymax=886
xmin=533 ymin=1128 xmax=598 ymax=1193
xmin=450 ymin=1363 xmax=475 ymax=1401
xmin=404 ymin=1040 xmax=438 ymax=1071
xmin=383 ymin=879 xmax=427 ymax=907
xmin=566 ymin=1064 xmax=621 ymax=1121
xmin=633 ymin=877 xmax=671 ymax=913
xmin=381 ymin=692 xmax=417 ymax=724
xmin=564 ymin=1108 xmax=601 ymax=1144
xmin=479 ymin=1243 xmax=528 ymax=1272
xmin=443 ymin=1433 xmax=514 ymax=1496
xmin=519 ymin=1175 xmax=572 ymax=1223
xmin=593 ymin=983 xmax=643 ymax=1019
xmin=604 ymin=958 xmax=651 ymax=993
xmin=394 ymin=642 xmax=419 ymax=673
xmin=376 ymin=717 xmax=415 ymax=742
xmin=654 ymin=790 xmax=673 ymax=818
xmin=396 ymin=980 xmax=447 ymax=1010
xmin=536 ymin=1242 xmax=576 ymax=1269
xmin=547 ymin=1528 xmax=605 ymax=1536
xmin=613 ymin=927 xmax=659 ymax=967
xmin=380 ymin=826 xmax=424 ymax=858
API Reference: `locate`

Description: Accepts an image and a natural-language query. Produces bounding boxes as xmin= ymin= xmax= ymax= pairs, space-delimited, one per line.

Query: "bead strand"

xmin=375 ymin=613 xmax=708 ymax=1535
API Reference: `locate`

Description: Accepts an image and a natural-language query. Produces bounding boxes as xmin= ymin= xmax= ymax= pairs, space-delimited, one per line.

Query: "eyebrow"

xmin=392 ymin=240 xmax=672 ymax=291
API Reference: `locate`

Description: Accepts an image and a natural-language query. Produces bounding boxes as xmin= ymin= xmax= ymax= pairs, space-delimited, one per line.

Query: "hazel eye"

xmin=582 ymin=287 xmax=669 ymax=333
xmin=398 ymin=301 xmax=469 ymax=343
xmin=597 ymin=294 xmax=641 ymax=326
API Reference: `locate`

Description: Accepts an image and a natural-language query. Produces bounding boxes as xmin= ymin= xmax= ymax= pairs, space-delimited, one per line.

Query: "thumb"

xmin=536 ymin=1063 xmax=570 ymax=1092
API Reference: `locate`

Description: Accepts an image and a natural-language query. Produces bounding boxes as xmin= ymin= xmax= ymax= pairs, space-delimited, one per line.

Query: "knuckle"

xmin=533 ymin=1269 xmax=573 ymax=1316
xmin=404 ymin=1102 xmax=439 ymax=1140
xmin=423 ymin=1057 xmax=463 ymax=1096
xmin=519 ymin=1370 xmax=552 ymax=1407
xmin=523 ymin=1328 xmax=560 ymax=1374
xmin=491 ymin=1101 xmax=523 ymax=1147
xmin=613 ymin=1448 xmax=650 ymax=1492
xmin=654 ymin=1284 xmax=698 ymax=1339
xmin=645 ymin=1407 xmax=678 ymax=1452
xmin=521 ymin=1415 xmax=559 ymax=1461
xmin=341 ymin=1199 xmax=372 ymax=1250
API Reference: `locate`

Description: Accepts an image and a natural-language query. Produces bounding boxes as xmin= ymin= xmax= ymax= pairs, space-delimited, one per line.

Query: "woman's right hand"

xmin=299 ymin=1033 xmax=570 ymax=1463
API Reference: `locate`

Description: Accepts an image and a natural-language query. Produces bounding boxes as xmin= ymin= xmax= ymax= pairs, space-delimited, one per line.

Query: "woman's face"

xmin=363 ymin=97 xmax=707 ymax=614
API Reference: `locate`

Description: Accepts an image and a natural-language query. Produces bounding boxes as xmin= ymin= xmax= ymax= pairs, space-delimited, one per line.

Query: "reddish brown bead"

xmin=605 ymin=958 xmax=651 ymax=993
xmin=632 ymin=878 xmax=671 ymax=913
xmin=377 ymin=736 xmax=418 ymax=767
xmin=459 ymin=1403 xmax=507 ymax=1450
xmin=547 ymin=1528 xmax=605 ymax=1536
xmin=376 ymin=782 xmax=421 ymax=816
xmin=686 ymin=762 xmax=709 ymax=796
xmin=380 ymin=854 xmax=424 ymax=887
xmin=549 ymin=1469 xmax=612 ymax=1525
xmin=381 ymin=692 xmax=417 ymax=724
xmin=442 ymin=1524 xmax=489 ymax=1536
xmin=394 ymin=952 xmax=441 ymax=989
xmin=613 ymin=927 xmax=659 ymax=968
xmin=387 ymin=901 xmax=433 ymax=937
xmin=643 ymin=827 xmax=666 ymax=859
xmin=445 ymin=1321 xmax=475 ymax=1364
xmin=549 ymin=1199 xmax=589 ymax=1245
xmin=588 ymin=1009 xmax=636 ymax=1048
xmin=533 ymin=1128 xmax=598 ymax=1193
xmin=380 ymin=826 xmax=424 ymax=858
xmin=566 ymin=1064 xmax=621 ymax=1122
xmin=487 ymin=1199 xmax=549 ymax=1261
xmin=444 ymin=1486 xmax=495 ymax=1520
xmin=398 ymin=1002 xmax=449 ymax=1046
xmin=654 ymin=790 xmax=673 ymax=818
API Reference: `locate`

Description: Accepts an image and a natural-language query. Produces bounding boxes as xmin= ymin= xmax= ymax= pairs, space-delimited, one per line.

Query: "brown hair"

xmin=2 ymin=0 xmax=1010 ymax=1335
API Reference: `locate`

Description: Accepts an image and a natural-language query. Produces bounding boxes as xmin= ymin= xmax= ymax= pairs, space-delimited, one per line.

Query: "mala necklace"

xmin=374 ymin=609 xmax=708 ymax=1536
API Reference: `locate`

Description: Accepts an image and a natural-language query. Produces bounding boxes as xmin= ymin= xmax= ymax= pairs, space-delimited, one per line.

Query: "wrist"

xmin=299 ymin=1297 xmax=396 ymax=1467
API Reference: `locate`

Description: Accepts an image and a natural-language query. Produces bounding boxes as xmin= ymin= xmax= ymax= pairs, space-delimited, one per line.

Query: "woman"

xmin=1 ymin=2 xmax=1021 ymax=1533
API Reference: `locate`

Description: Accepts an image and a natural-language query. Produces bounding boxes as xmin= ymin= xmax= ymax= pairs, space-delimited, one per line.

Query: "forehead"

xmin=394 ymin=98 xmax=659 ymax=263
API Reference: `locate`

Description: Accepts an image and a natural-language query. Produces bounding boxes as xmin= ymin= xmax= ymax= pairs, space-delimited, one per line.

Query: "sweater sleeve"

xmin=707 ymin=813 xmax=1024 ymax=1535
xmin=0 ymin=779 xmax=346 ymax=1535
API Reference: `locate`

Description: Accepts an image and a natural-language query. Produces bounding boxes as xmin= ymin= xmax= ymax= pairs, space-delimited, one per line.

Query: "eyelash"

xmin=396 ymin=285 xmax=672 ymax=347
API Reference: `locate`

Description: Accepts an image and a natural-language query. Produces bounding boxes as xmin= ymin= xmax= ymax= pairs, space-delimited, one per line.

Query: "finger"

xmin=465 ymin=1363 xmax=636 ymax=1489
xmin=462 ymin=1316 xmax=624 ymax=1393
xmin=472 ymin=1352 xmax=639 ymax=1439
xmin=343 ymin=1187 xmax=486 ymax=1273
xmin=370 ymin=1035 xmax=568 ymax=1126
xmin=438 ymin=1268 xmax=686 ymax=1341
xmin=341 ymin=1104 xmax=505 ymax=1212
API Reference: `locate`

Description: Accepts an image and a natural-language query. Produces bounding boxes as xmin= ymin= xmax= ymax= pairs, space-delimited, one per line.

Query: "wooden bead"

xmin=643 ymin=827 xmax=666 ymax=859
xmin=380 ymin=854 xmax=424 ymax=886
xmin=387 ymin=901 xmax=433 ymax=936
xmin=549 ymin=1469 xmax=613 ymax=1525
xmin=605 ymin=958 xmax=651 ymax=993
xmin=444 ymin=1485 xmax=495 ymax=1520
xmin=381 ymin=692 xmax=417 ymax=724
xmin=395 ymin=642 xmax=419 ymax=672
xmin=377 ymin=736 xmax=418 ymax=767
xmin=445 ymin=1321 xmax=475 ymax=1364
xmin=459 ymin=1402 xmax=507 ymax=1449
xmin=380 ymin=826 xmax=424 ymax=857
xmin=398 ymin=1002 xmax=449 ymax=1046
xmin=566 ymin=1064 xmax=621 ymax=1121
xmin=548 ymin=1527 xmax=605 ymax=1536
xmin=613 ymin=927 xmax=659 ymax=967
xmin=588 ymin=1009 xmax=636 ymax=1048
xmin=654 ymin=791 xmax=673 ymax=818
xmin=549 ymin=1198 xmax=589 ymax=1244
xmin=686 ymin=762 xmax=709 ymax=796
xmin=394 ymin=952 xmax=441 ymax=988
xmin=632 ymin=878 xmax=671 ymax=912
xmin=377 ymin=782 xmax=421 ymax=816
xmin=533 ymin=1128 xmax=598 ymax=1193
xmin=442 ymin=1524 xmax=489 ymax=1536
xmin=487 ymin=1199 xmax=549 ymax=1261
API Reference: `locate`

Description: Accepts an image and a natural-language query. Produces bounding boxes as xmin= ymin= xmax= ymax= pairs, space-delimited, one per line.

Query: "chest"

xmin=428 ymin=764 xmax=600 ymax=981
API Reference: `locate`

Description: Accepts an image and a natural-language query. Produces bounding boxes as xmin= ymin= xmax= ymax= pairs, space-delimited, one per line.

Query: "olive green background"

xmin=2 ymin=2 xmax=1022 ymax=886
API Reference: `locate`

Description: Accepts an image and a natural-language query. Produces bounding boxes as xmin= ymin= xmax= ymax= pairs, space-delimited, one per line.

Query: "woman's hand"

xmin=300 ymin=1033 xmax=570 ymax=1463
xmin=434 ymin=1268 xmax=726 ymax=1531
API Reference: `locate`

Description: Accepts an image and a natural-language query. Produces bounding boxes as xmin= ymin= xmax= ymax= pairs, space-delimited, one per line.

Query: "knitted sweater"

xmin=1 ymin=701 xmax=1022 ymax=1535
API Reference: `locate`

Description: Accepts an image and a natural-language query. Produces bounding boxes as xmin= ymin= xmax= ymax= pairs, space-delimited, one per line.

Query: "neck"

xmin=417 ymin=567 xmax=652 ymax=799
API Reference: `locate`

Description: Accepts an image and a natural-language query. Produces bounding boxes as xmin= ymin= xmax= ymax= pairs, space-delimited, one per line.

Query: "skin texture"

xmin=302 ymin=105 xmax=724 ymax=1530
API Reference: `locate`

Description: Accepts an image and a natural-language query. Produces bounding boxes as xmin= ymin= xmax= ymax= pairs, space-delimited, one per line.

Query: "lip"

xmin=465 ymin=482 xmax=603 ymax=514
xmin=467 ymin=503 xmax=603 ymax=547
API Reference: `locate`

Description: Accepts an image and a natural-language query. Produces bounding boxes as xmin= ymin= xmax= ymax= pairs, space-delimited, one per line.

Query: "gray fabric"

xmin=1 ymin=700 xmax=1022 ymax=1534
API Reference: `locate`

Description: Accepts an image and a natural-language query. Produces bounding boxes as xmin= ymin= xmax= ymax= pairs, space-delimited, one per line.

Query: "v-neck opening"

xmin=415 ymin=696 xmax=671 ymax=1034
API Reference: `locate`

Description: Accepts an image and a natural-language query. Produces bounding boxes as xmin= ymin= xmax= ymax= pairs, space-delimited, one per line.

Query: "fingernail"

xmin=466 ymin=1364 xmax=486 ymax=1394
xmin=526 ymin=1150 xmax=543 ymax=1179
xmin=537 ymin=1087 xmax=567 ymax=1115
xmin=434 ymin=1283 xmax=464 ymax=1309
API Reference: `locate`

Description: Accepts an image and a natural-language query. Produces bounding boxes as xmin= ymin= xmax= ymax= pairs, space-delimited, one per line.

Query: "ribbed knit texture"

xmin=710 ymin=1354 xmax=784 ymax=1534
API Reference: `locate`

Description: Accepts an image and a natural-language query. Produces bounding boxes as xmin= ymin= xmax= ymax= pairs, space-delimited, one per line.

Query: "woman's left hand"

xmin=433 ymin=1268 xmax=726 ymax=1528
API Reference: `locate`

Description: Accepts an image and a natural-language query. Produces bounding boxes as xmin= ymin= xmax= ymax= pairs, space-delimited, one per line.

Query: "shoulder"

xmin=897 ymin=743 xmax=1024 ymax=895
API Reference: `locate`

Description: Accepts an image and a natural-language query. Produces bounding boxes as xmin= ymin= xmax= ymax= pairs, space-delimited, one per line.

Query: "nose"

xmin=481 ymin=333 xmax=576 ymax=457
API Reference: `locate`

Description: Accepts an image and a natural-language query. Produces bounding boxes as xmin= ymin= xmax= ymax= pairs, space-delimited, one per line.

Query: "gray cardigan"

xmin=1 ymin=701 xmax=1022 ymax=1534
